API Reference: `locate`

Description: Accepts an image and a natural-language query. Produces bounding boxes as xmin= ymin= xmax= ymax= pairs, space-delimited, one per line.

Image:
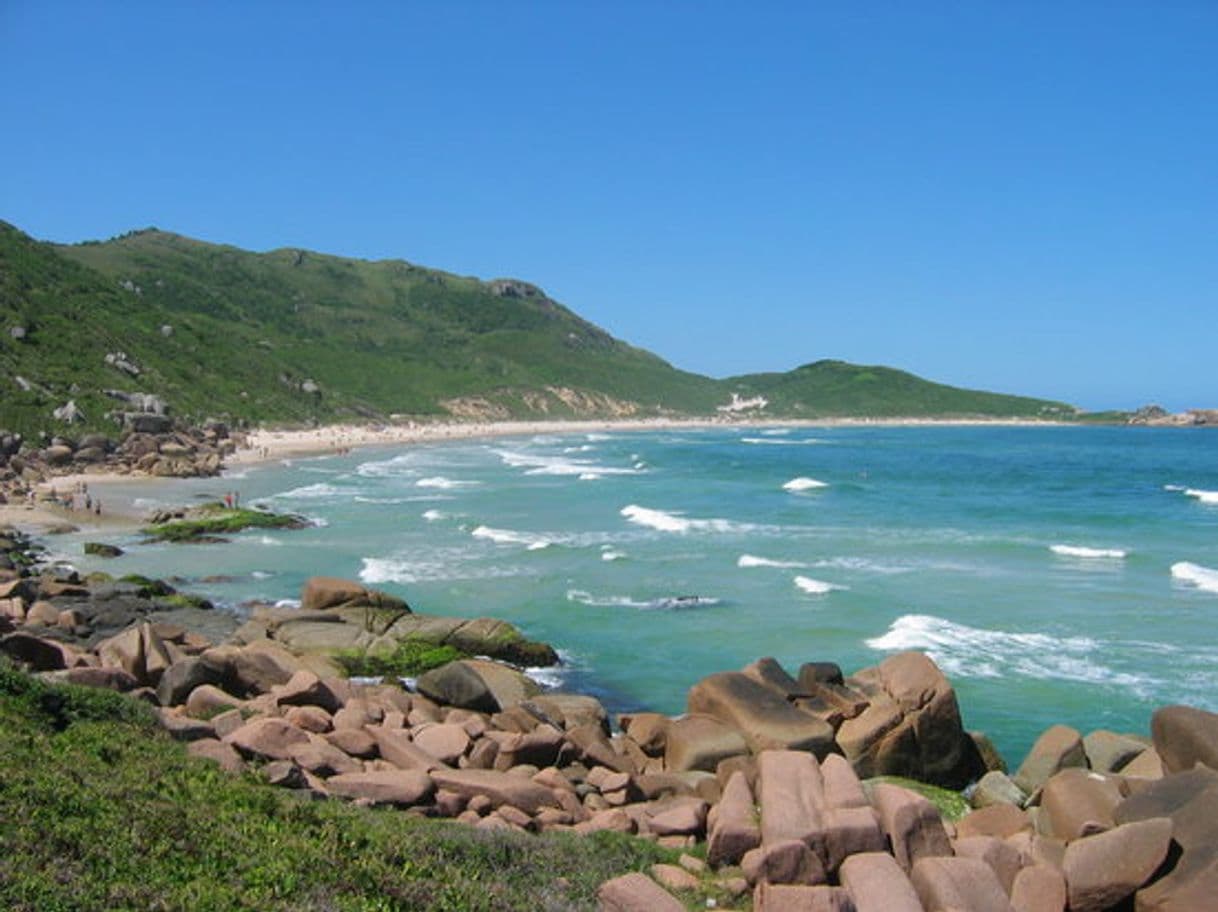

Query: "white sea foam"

xmin=496 ymin=448 xmax=639 ymax=477
xmin=471 ymin=525 xmax=552 ymax=550
xmin=272 ymin=482 xmax=354 ymax=500
xmin=1050 ymin=544 xmax=1127 ymax=559
xmin=1163 ymin=484 xmax=1186 ymax=492
xmin=1172 ymin=561 xmax=1218 ymax=594
xmin=586 ymin=433 xmax=612 ymax=441
xmin=353 ymin=496 xmax=414 ymax=505
xmin=251 ymin=570 xmax=274 ymax=580
xmin=422 ymin=509 xmax=446 ymax=521
xmin=761 ymin=428 xmax=791 ymax=436
xmin=810 ymin=556 xmax=913 ymax=575
xmin=1185 ymin=488 xmax=1218 ymax=505
xmin=620 ymin=504 xmax=759 ymax=534
xmin=417 ymin=476 xmax=478 ymax=489
xmin=741 ymin=437 xmax=823 ymax=446
xmin=866 ymin=614 xmax=1152 ymax=689
xmin=579 ymin=473 xmax=602 ymax=481
xmin=563 ymin=444 xmax=596 ymax=453
xmin=793 ymin=576 xmax=846 ymax=595
xmin=274 ymin=598 xmax=301 ymax=610
xmin=360 ymin=555 xmax=528 ymax=585
xmin=783 ymin=477 xmax=829 ymax=492
xmin=566 ymin=589 xmax=720 ymax=610
xmin=255 ymin=535 xmax=281 ymax=546
xmin=601 ymin=549 xmax=627 ymax=562
xmin=738 ymin=554 xmax=807 ymax=569
xmin=523 ymin=649 xmax=576 ymax=689
xmin=356 ymin=454 xmax=418 ymax=478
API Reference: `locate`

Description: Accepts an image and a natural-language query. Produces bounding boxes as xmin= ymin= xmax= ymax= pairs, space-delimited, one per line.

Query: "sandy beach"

xmin=228 ymin=415 xmax=1064 ymax=466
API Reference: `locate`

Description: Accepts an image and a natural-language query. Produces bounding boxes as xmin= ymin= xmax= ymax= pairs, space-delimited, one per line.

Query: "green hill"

xmin=727 ymin=359 xmax=1074 ymax=419
xmin=0 ymin=220 xmax=1078 ymax=438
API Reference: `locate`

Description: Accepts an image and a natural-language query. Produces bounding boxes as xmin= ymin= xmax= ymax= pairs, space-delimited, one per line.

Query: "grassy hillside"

xmin=727 ymin=359 xmax=1075 ymax=419
xmin=1 ymin=219 xmax=1081 ymax=439
xmin=0 ymin=221 xmax=721 ymax=436
xmin=0 ymin=659 xmax=679 ymax=911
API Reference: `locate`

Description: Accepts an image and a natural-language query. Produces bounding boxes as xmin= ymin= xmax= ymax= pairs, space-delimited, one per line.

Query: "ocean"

xmin=60 ymin=425 xmax=1218 ymax=766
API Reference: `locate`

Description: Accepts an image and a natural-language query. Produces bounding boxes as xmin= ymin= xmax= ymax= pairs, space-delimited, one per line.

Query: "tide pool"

xmin=60 ymin=425 xmax=1218 ymax=764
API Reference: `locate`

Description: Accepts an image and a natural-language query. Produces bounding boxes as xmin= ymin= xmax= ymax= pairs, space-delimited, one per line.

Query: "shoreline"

xmin=228 ymin=414 xmax=1068 ymax=467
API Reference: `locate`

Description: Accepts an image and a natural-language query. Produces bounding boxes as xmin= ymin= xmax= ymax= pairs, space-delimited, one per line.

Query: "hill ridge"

xmin=0 ymin=219 xmax=1074 ymax=437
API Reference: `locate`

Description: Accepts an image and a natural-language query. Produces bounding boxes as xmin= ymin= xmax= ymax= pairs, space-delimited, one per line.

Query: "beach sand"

xmin=228 ymin=415 xmax=1061 ymax=466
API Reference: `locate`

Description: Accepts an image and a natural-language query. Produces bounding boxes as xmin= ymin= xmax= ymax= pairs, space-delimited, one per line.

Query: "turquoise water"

xmin=62 ymin=426 xmax=1218 ymax=765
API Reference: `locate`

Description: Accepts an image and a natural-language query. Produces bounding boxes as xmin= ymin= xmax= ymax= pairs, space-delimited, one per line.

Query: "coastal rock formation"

xmin=6 ymin=532 xmax=1218 ymax=910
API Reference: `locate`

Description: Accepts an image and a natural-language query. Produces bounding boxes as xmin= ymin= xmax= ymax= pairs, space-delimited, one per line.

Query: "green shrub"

xmin=334 ymin=640 xmax=466 ymax=678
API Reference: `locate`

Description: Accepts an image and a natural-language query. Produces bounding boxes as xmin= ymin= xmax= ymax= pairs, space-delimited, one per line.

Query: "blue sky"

xmin=3 ymin=2 xmax=1215 ymax=410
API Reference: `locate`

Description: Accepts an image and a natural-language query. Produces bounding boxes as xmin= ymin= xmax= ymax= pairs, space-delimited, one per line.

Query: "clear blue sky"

xmin=3 ymin=2 xmax=1215 ymax=410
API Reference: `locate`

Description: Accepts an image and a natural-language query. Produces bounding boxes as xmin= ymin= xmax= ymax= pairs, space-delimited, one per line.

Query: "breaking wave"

xmin=793 ymin=576 xmax=846 ymax=595
xmin=783 ymin=477 xmax=829 ymax=492
xmin=566 ymin=589 xmax=721 ymax=610
xmin=865 ymin=614 xmax=1153 ymax=690
xmin=1050 ymin=544 xmax=1127 ymax=559
xmin=471 ymin=525 xmax=552 ymax=550
xmin=620 ymin=504 xmax=761 ymax=534
xmin=738 ymin=554 xmax=806 ymax=569
xmin=1172 ymin=561 xmax=1218 ymax=594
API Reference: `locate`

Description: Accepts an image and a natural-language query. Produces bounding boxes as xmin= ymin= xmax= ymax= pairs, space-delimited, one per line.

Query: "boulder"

xmin=225 ymin=641 xmax=308 ymax=695
xmin=156 ymin=709 xmax=215 ymax=742
xmin=0 ymin=632 xmax=74 ymax=670
xmin=957 ymin=803 xmax=1032 ymax=840
xmin=412 ymin=723 xmax=470 ymax=765
xmin=821 ymin=753 xmax=869 ymax=810
xmin=596 ymin=872 xmax=686 ymax=912
xmin=1039 ymin=767 xmax=1122 ymax=841
xmin=870 ymin=783 xmax=953 ymax=872
xmin=823 ymin=806 xmax=885 ymax=873
xmin=742 ymin=839 xmax=826 ymax=886
xmin=757 ymin=750 xmax=828 ymax=859
xmin=1083 ymin=729 xmax=1148 ymax=773
xmin=83 ymin=542 xmax=124 ymax=558
xmin=187 ymin=738 xmax=245 ymax=774
xmin=273 ymin=670 xmax=343 ymax=713
xmin=157 ymin=656 xmax=225 ymax=707
xmin=953 ymin=834 xmax=1023 ymax=894
xmin=1062 ymin=817 xmax=1173 ymax=912
xmin=185 ymin=684 xmax=243 ymax=719
xmin=526 ymin=693 xmax=607 ymax=732
xmin=687 ymin=671 xmax=835 ymax=755
xmin=289 ymin=738 xmax=362 ymax=777
xmin=416 ymin=659 xmax=539 ymax=713
xmin=838 ymin=852 xmax=923 ymax=912
xmin=664 ymin=714 xmax=749 ymax=773
xmin=300 ymin=576 xmax=408 ymax=613
xmin=648 ymin=796 xmax=709 ymax=837
xmin=1013 ymin=725 xmax=1086 ymax=795
xmin=753 ymin=883 xmax=854 ymax=912
xmin=325 ymin=769 xmax=435 ymax=806
xmin=368 ymin=727 xmax=446 ymax=772
xmin=708 ymin=770 xmax=762 ymax=866
xmin=1151 ymin=704 xmax=1218 ymax=774
xmin=52 ymin=666 xmax=139 ymax=692
xmin=973 ymin=770 xmax=1028 ymax=808
xmin=430 ymin=769 xmax=559 ymax=814
xmin=910 ymin=856 xmax=1012 ymax=912
xmin=1010 ymin=864 xmax=1067 ymax=912
xmin=224 ymin=717 xmax=310 ymax=761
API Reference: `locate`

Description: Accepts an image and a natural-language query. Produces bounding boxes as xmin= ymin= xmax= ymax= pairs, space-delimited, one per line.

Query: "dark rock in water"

xmin=83 ymin=542 xmax=124 ymax=558
xmin=1152 ymin=704 xmax=1218 ymax=774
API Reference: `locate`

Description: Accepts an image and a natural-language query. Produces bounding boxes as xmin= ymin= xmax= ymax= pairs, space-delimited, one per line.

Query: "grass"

xmin=864 ymin=775 xmax=972 ymax=822
xmin=141 ymin=504 xmax=308 ymax=543
xmin=333 ymin=640 xmax=467 ymax=678
xmin=0 ymin=658 xmax=682 ymax=911
xmin=0 ymin=219 xmax=1096 ymax=442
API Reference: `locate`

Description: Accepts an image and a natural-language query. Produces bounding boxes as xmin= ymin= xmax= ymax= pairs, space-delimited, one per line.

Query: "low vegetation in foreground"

xmin=332 ymin=639 xmax=469 ymax=679
xmin=0 ymin=660 xmax=678 ymax=912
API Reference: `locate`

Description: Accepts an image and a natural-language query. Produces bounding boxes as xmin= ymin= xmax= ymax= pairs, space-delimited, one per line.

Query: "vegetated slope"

xmin=727 ymin=359 xmax=1075 ymax=419
xmin=1 ymin=218 xmax=1081 ymax=438
xmin=56 ymin=227 xmax=722 ymax=417
xmin=0 ymin=659 xmax=674 ymax=911
xmin=0 ymin=221 xmax=721 ymax=436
